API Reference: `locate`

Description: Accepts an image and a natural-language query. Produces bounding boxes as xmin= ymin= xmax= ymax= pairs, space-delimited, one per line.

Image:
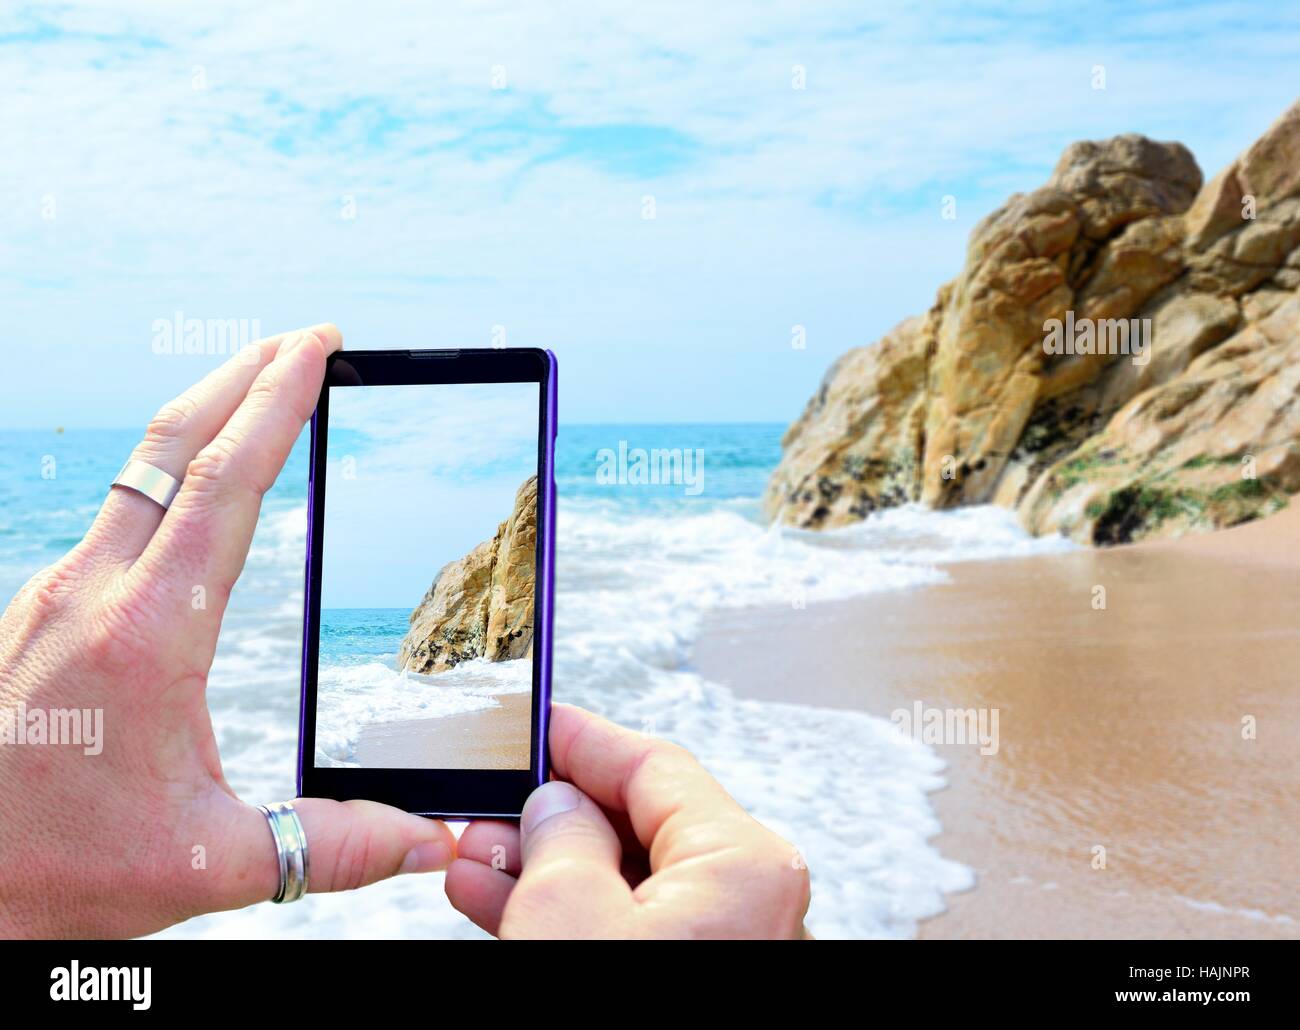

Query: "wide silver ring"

xmin=112 ymin=459 xmax=181 ymax=510
xmin=258 ymin=801 xmax=310 ymax=904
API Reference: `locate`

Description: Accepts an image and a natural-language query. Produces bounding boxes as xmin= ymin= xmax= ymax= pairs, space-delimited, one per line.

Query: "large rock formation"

xmin=397 ymin=475 xmax=537 ymax=674
xmin=765 ymin=100 xmax=1300 ymax=544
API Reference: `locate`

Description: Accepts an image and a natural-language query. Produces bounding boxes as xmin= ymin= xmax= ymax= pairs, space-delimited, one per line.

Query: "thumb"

xmin=219 ymin=798 xmax=457 ymax=908
xmin=293 ymin=798 xmax=458 ymax=892
xmin=511 ymin=781 xmax=635 ymax=937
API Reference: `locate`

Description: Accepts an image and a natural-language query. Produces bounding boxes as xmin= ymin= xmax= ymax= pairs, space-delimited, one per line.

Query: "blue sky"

xmin=321 ymin=381 xmax=537 ymax=608
xmin=1 ymin=1 xmax=1297 ymax=428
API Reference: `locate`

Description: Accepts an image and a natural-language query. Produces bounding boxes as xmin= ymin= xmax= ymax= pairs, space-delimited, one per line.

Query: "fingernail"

xmin=521 ymin=781 xmax=581 ymax=834
xmin=399 ymin=839 xmax=451 ymax=874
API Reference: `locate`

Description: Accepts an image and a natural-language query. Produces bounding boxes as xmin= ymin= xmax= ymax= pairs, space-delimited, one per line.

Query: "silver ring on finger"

xmin=111 ymin=459 xmax=182 ymax=511
xmin=258 ymin=801 xmax=310 ymax=904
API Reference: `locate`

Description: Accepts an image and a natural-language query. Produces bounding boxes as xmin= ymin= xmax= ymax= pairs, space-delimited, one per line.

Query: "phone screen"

xmin=312 ymin=379 xmax=542 ymax=773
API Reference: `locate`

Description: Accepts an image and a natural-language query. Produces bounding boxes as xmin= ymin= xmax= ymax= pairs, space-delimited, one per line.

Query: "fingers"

xmin=457 ymin=820 xmax=521 ymax=874
xmin=87 ymin=325 xmax=341 ymax=567
xmin=445 ymin=821 xmax=519 ymax=936
xmin=458 ymin=814 xmax=646 ymax=882
xmin=445 ymin=859 xmax=516 ymax=936
xmin=131 ymin=327 xmax=341 ymax=607
xmin=505 ymin=781 xmax=635 ymax=938
xmin=550 ymin=706 xmax=811 ymax=938
xmin=451 ymin=713 xmax=805 ymax=939
xmin=548 ymin=703 xmax=755 ymax=866
xmin=222 ymin=798 xmax=456 ymax=910
xmin=450 ymin=808 xmax=651 ymax=935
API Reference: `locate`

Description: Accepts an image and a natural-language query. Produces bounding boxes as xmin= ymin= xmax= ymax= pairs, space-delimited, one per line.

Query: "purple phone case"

xmin=534 ymin=350 xmax=557 ymax=788
xmin=295 ymin=349 xmax=557 ymax=817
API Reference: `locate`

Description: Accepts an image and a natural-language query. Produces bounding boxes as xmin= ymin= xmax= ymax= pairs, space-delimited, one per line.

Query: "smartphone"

xmin=297 ymin=348 xmax=556 ymax=818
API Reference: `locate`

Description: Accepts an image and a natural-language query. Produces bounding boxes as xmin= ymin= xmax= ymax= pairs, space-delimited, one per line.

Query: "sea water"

xmin=0 ymin=425 xmax=1072 ymax=939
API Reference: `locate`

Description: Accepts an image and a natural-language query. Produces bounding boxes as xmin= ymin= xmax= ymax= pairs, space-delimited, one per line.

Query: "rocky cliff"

xmin=397 ymin=475 xmax=537 ymax=675
xmin=765 ymin=101 xmax=1300 ymax=544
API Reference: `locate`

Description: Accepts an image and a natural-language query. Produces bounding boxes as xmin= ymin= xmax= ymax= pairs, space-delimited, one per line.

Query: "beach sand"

xmin=354 ymin=692 xmax=532 ymax=770
xmin=694 ymin=503 xmax=1300 ymax=939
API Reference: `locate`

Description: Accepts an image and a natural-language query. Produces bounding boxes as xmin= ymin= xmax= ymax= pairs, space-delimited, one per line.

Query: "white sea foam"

xmin=826 ymin=501 xmax=1077 ymax=562
xmin=161 ymin=496 xmax=1071 ymax=940
xmin=316 ymin=658 xmax=532 ymax=766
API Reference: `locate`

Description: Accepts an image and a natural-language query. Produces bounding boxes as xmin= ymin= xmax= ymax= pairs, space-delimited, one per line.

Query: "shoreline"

xmin=693 ymin=504 xmax=1300 ymax=939
xmin=354 ymin=691 xmax=532 ymax=770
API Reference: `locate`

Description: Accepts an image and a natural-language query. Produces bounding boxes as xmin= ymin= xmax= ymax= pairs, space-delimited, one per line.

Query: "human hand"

xmin=0 ymin=326 xmax=456 ymax=939
xmin=446 ymin=703 xmax=812 ymax=938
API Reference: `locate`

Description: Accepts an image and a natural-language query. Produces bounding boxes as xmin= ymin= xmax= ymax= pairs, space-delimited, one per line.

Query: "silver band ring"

xmin=258 ymin=801 xmax=310 ymax=904
xmin=112 ymin=459 xmax=182 ymax=510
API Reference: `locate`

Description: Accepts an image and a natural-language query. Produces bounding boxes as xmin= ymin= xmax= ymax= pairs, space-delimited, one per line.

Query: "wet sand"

xmin=355 ymin=692 xmax=531 ymax=770
xmin=694 ymin=505 xmax=1300 ymax=939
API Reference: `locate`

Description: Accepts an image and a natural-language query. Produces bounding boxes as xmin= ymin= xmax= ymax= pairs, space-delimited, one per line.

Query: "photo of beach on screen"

xmin=313 ymin=380 xmax=540 ymax=771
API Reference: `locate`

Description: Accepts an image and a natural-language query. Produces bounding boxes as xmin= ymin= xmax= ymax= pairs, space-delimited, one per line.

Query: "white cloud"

xmin=328 ymin=380 xmax=538 ymax=478
xmin=2 ymin=1 xmax=1297 ymax=426
xmin=322 ymin=379 xmax=539 ymax=605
